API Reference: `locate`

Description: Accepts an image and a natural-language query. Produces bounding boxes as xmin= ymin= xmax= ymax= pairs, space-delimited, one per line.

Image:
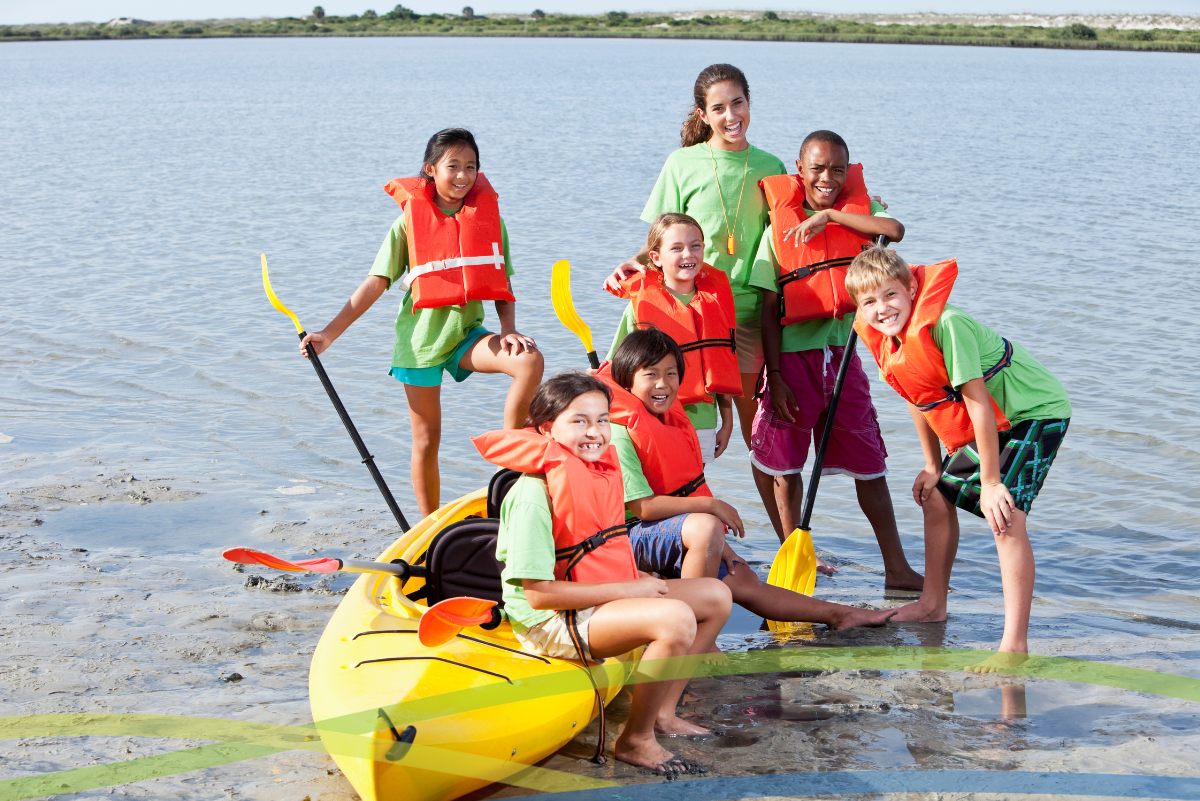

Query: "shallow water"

xmin=2 ymin=35 xmax=1199 ymax=799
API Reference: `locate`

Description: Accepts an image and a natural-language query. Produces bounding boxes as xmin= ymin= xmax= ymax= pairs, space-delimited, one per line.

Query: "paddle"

xmin=261 ymin=255 xmax=409 ymax=532
xmin=222 ymin=546 xmax=415 ymax=579
xmin=550 ymin=259 xmax=600 ymax=369
xmin=767 ymin=235 xmax=889 ymax=598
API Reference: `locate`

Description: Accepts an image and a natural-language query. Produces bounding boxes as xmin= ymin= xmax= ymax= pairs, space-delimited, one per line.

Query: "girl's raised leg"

xmin=458 ymin=333 xmax=545 ymax=429
xmin=402 ymin=383 xmax=442 ymax=518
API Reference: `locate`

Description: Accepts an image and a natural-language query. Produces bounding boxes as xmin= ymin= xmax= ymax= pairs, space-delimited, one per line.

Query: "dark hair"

xmin=610 ymin=329 xmax=686 ymax=390
xmin=799 ymin=130 xmax=849 ymax=162
xmin=420 ymin=128 xmax=480 ymax=180
xmin=681 ymin=64 xmax=751 ymax=148
xmin=525 ymin=372 xmax=612 ymax=432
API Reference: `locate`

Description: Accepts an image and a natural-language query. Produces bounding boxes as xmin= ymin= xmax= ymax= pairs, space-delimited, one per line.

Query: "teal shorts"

xmin=388 ymin=327 xmax=491 ymax=387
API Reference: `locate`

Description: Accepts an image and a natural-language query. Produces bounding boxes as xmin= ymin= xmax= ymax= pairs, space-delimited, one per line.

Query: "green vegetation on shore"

xmin=4 ymin=7 xmax=1198 ymax=53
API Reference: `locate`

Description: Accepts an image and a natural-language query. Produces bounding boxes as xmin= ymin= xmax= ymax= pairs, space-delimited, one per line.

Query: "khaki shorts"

xmin=513 ymin=606 xmax=598 ymax=663
xmin=736 ymin=317 xmax=764 ymax=375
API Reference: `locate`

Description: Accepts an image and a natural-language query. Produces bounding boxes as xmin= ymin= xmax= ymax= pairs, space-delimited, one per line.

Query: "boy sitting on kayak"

xmin=597 ymin=328 xmax=896 ymax=630
xmin=845 ymin=248 xmax=1072 ymax=669
xmin=750 ymin=129 xmax=923 ymax=589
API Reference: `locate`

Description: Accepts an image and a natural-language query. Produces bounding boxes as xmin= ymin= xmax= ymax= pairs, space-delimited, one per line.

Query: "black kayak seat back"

xmin=486 ymin=468 xmax=522 ymax=519
xmin=421 ymin=517 xmax=505 ymax=606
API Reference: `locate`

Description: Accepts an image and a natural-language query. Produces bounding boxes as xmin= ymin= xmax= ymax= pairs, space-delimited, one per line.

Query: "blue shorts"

xmin=388 ymin=327 xmax=491 ymax=387
xmin=628 ymin=513 xmax=735 ymax=580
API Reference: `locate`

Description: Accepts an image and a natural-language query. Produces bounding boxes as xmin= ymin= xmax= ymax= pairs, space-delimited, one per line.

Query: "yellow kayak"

xmin=309 ymin=483 xmax=640 ymax=801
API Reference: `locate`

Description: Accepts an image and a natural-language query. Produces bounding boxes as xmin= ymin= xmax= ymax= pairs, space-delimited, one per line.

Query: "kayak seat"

xmin=417 ymin=517 xmax=505 ymax=606
xmin=486 ymin=468 xmax=522 ymax=519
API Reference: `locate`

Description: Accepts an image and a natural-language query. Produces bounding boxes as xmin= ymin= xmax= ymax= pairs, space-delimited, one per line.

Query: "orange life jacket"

xmin=595 ymin=363 xmax=712 ymax=499
xmin=383 ymin=173 xmax=515 ymax=311
xmin=608 ymin=265 xmax=742 ymax=405
xmin=761 ymin=164 xmax=873 ymax=325
xmin=854 ymin=259 xmax=1013 ymax=453
xmin=472 ymin=428 xmax=638 ymax=585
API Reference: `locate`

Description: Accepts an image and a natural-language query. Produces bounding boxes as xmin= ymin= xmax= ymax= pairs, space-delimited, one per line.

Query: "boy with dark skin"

xmin=750 ymin=132 xmax=923 ymax=590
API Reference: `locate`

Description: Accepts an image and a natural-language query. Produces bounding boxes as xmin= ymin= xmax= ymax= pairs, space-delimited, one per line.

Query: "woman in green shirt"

xmin=300 ymin=129 xmax=543 ymax=518
xmin=605 ymin=63 xmax=786 ymax=448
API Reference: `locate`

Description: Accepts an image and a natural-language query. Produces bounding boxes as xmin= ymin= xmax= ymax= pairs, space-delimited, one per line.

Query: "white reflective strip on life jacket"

xmin=398 ymin=242 xmax=504 ymax=292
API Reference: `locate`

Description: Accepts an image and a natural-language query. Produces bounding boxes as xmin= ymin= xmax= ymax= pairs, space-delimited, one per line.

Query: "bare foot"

xmin=612 ymin=735 xmax=683 ymax=772
xmin=884 ymin=567 xmax=924 ymax=591
xmin=966 ymin=650 xmax=1029 ymax=674
xmin=888 ymin=600 xmax=947 ymax=623
xmin=655 ymin=713 xmax=711 ymax=737
xmin=817 ymin=556 xmax=839 ymax=576
xmin=829 ymin=606 xmax=898 ymax=631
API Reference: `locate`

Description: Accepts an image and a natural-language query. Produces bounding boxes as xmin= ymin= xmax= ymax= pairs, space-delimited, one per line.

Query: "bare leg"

xmin=732 ymin=372 xmax=759 ymax=449
xmin=892 ymin=489 xmax=958 ymax=622
xmin=679 ymin=514 xmax=724 ymax=579
xmin=652 ymin=578 xmax=731 ymax=736
xmin=855 ymin=476 xmax=923 ymax=590
xmin=402 ymin=384 xmax=441 ymax=518
xmin=722 ymin=555 xmax=896 ymax=629
xmin=763 ymin=470 xmax=837 ymax=574
xmin=752 ymin=463 xmax=786 ymax=541
xmin=969 ymin=510 xmax=1034 ymax=673
xmin=457 ymin=333 xmax=545 ymax=429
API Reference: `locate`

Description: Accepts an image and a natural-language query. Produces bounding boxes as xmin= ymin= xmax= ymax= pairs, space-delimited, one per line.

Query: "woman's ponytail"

xmin=679 ymin=63 xmax=751 ymax=148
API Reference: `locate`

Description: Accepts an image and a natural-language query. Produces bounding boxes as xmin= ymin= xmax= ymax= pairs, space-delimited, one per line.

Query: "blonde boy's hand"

xmin=912 ymin=467 xmax=941 ymax=506
xmin=604 ymin=258 xmax=645 ymax=292
xmin=625 ymin=575 xmax=670 ymax=599
xmin=980 ymin=482 xmax=1017 ymax=535
xmin=708 ymin=498 xmax=745 ymax=539
xmin=768 ymin=372 xmax=798 ymax=423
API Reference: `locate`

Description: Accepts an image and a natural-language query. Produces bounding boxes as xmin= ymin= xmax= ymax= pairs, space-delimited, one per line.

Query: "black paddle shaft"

xmin=299 ymin=333 xmax=410 ymax=532
xmin=797 ymin=234 xmax=888 ymax=533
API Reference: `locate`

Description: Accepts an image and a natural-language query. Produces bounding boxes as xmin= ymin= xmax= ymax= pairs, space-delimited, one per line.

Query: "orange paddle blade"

xmin=418 ymin=597 xmax=498 ymax=647
xmin=222 ymin=547 xmax=341 ymax=574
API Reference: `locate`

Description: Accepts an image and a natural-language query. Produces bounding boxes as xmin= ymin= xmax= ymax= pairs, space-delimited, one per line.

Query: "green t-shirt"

xmin=932 ymin=304 xmax=1072 ymax=425
xmin=609 ymin=424 xmax=653 ymax=521
xmin=748 ymin=202 xmax=892 ymax=353
xmin=605 ymin=291 xmax=719 ymax=431
xmin=641 ymin=144 xmax=786 ymax=325
xmin=368 ymin=210 xmax=515 ymax=369
xmin=494 ymin=473 xmax=557 ymax=632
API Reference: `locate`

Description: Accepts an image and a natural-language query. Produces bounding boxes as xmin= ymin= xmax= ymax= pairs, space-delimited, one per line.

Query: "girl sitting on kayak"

xmin=597 ymin=329 xmax=898 ymax=630
xmin=473 ymin=372 xmax=731 ymax=774
xmin=606 ymin=213 xmax=739 ymax=464
xmin=300 ymin=128 xmax=543 ymax=518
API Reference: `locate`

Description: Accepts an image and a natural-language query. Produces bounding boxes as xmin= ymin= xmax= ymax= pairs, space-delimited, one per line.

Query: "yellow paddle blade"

xmin=550 ymin=259 xmax=594 ymax=354
xmin=261 ymin=254 xmax=304 ymax=334
xmin=767 ymin=527 xmax=817 ymax=596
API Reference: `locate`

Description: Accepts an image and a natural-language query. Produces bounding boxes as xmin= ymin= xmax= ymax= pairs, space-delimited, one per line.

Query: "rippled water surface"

xmin=2 ymin=35 xmax=1199 ymax=796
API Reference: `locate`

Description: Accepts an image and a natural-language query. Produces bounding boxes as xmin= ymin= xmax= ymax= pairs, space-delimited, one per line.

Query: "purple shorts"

xmin=751 ymin=347 xmax=888 ymax=479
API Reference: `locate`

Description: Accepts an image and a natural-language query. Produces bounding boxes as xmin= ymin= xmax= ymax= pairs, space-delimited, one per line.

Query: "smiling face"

xmin=698 ymin=80 xmax=750 ymax=150
xmin=629 ymin=354 xmax=681 ymax=418
xmin=423 ymin=142 xmax=478 ymax=211
xmin=648 ymin=223 xmax=705 ymax=294
xmin=540 ymin=390 xmax=611 ymax=463
xmin=855 ymin=277 xmax=917 ymax=338
xmin=796 ymin=140 xmax=849 ymax=211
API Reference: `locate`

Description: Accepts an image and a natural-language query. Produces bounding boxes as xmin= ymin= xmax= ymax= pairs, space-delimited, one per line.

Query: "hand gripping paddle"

xmin=550 ymin=259 xmax=600 ymax=369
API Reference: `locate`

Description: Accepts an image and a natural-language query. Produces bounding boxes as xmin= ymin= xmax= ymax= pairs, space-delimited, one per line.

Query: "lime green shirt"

xmin=641 ymin=144 xmax=786 ymax=325
xmin=609 ymin=424 xmax=653 ymax=521
xmin=932 ymin=304 xmax=1072 ymax=425
xmin=369 ymin=210 xmax=515 ymax=369
xmin=605 ymin=290 xmax=719 ymax=431
xmin=494 ymin=473 xmax=556 ymax=632
xmin=749 ymin=202 xmax=892 ymax=353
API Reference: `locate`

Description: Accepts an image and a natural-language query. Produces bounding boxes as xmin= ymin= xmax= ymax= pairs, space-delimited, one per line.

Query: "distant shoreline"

xmin=4 ymin=10 xmax=1198 ymax=54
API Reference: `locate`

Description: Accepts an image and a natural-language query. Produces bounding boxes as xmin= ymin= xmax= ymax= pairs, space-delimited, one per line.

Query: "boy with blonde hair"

xmin=846 ymin=248 xmax=1072 ymax=668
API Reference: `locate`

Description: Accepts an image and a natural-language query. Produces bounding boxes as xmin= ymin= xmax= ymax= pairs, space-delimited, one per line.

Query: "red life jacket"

xmin=472 ymin=428 xmax=638 ymax=585
xmin=608 ymin=265 xmax=742 ymax=405
xmin=383 ymin=173 xmax=515 ymax=311
xmin=854 ymin=259 xmax=1013 ymax=453
xmin=761 ymin=165 xmax=873 ymax=325
xmin=595 ymin=363 xmax=711 ymax=499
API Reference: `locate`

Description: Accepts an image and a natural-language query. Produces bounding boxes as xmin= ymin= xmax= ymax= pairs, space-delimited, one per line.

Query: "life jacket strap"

xmin=398 ymin=242 xmax=504 ymax=291
xmin=914 ymin=338 xmax=1014 ymax=412
xmin=678 ymin=329 xmax=736 ymax=354
xmin=778 ymin=255 xmax=855 ymax=286
xmin=564 ymin=608 xmax=607 ymax=764
xmin=667 ymin=473 xmax=707 ymax=497
xmin=554 ymin=524 xmax=629 ymax=578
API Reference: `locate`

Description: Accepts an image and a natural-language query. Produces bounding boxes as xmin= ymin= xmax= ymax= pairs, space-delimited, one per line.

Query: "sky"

xmin=4 ymin=0 xmax=1200 ymax=25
